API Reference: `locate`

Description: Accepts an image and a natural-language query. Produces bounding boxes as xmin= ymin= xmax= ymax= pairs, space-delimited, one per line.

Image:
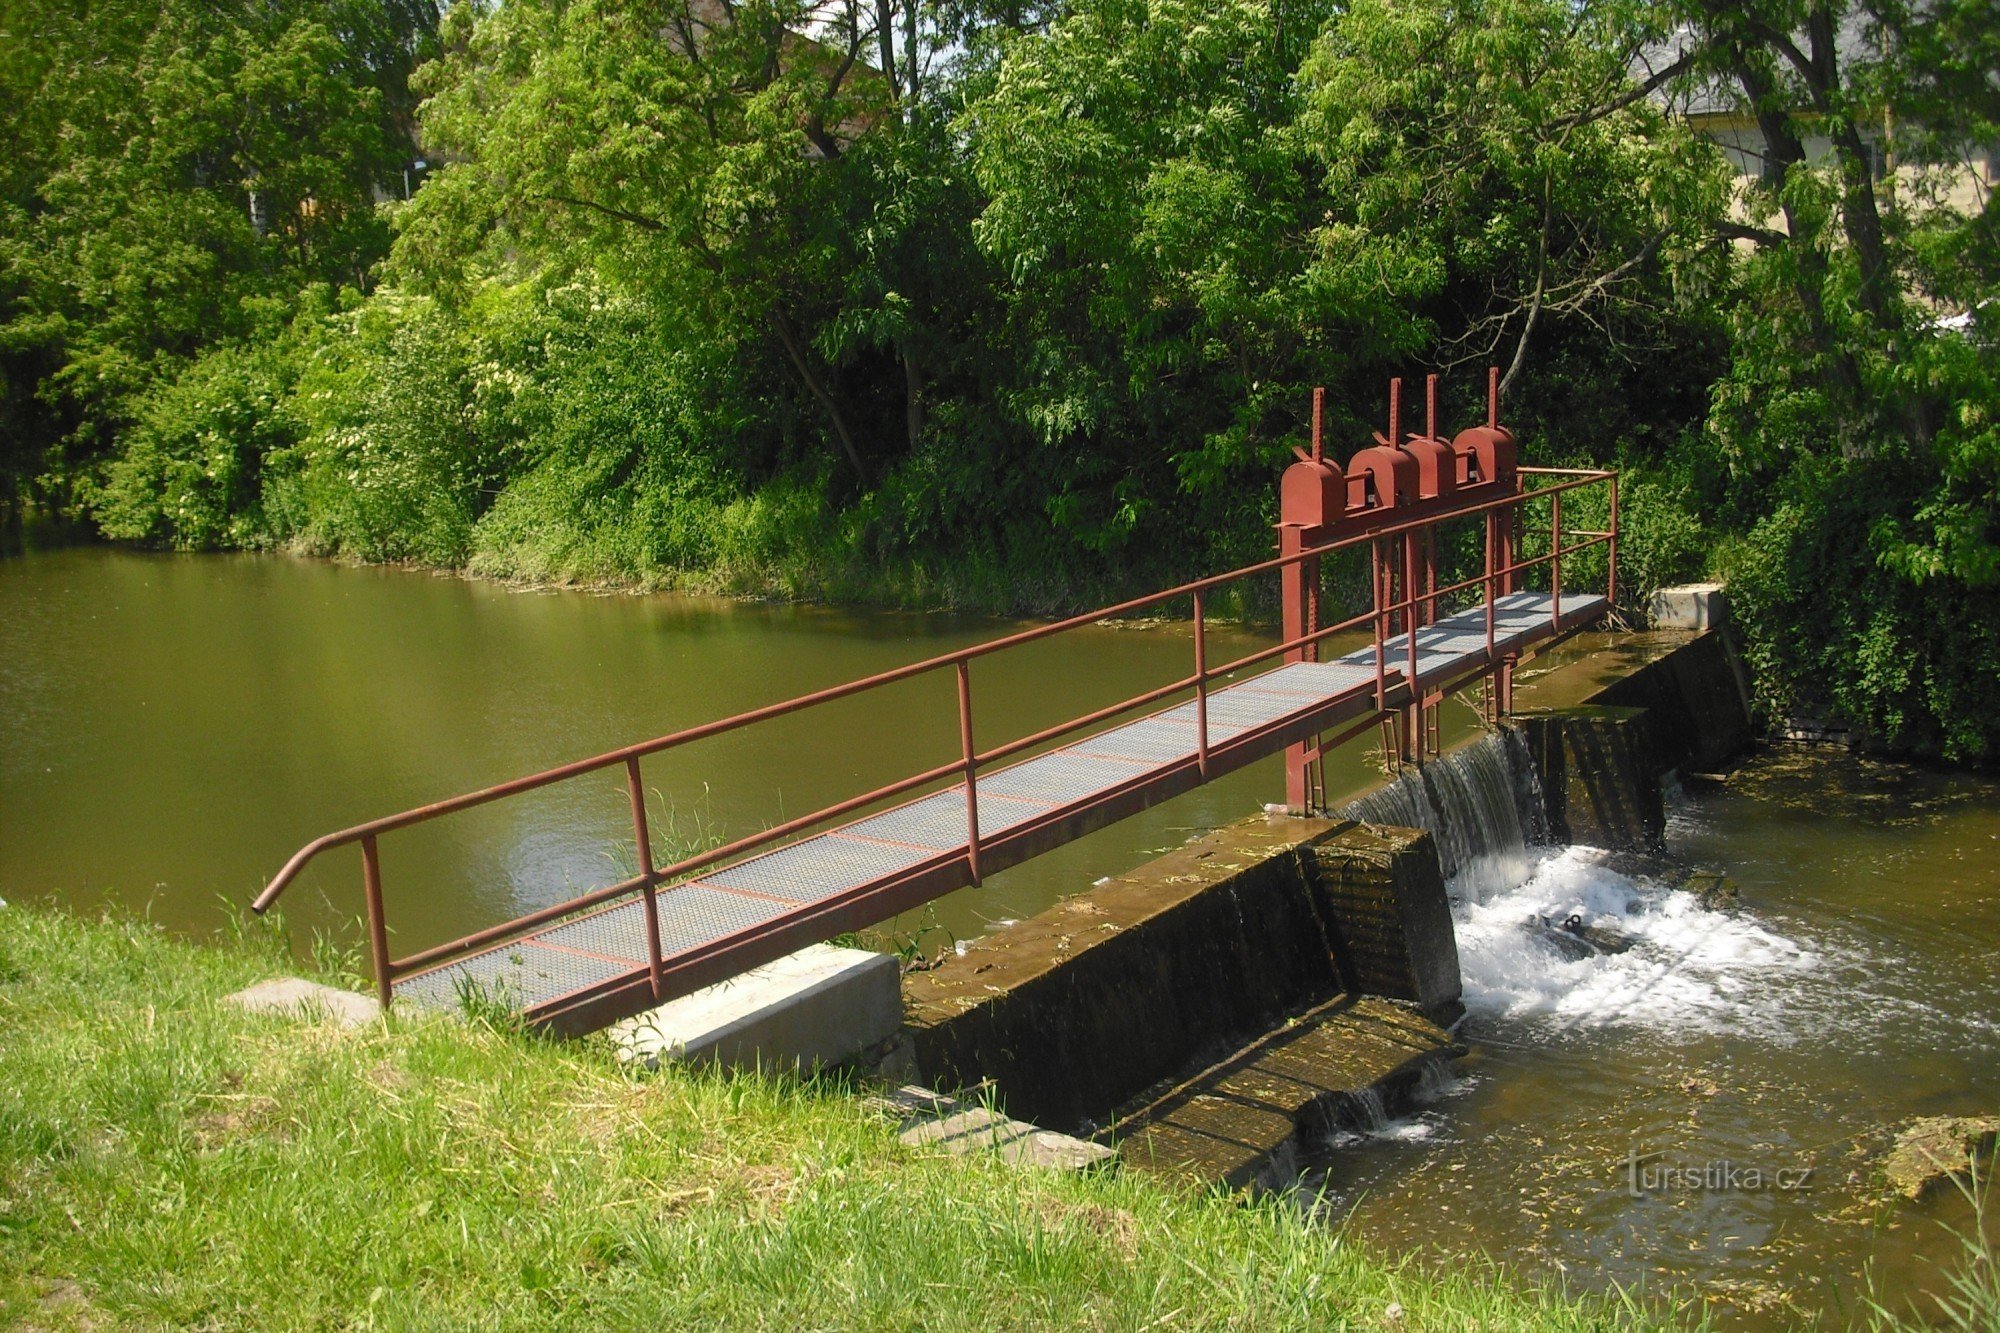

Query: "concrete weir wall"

xmin=1312 ymin=825 xmax=1463 ymax=1012
xmin=894 ymin=622 xmax=1755 ymax=1187
xmin=903 ymin=816 xmax=1463 ymax=1166
xmin=1508 ymin=705 xmax=1667 ymax=852
xmin=1508 ymin=624 xmax=1755 ymax=851
xmin=1586 ymin=627 xmax=1754 ymax=775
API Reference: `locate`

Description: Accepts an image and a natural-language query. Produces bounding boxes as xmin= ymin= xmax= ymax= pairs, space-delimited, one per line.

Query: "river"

xmin=1321 ymin=745 xmax=2000 ymax=1327
xmin=1 ymin=545 xmax=1458 ymax=957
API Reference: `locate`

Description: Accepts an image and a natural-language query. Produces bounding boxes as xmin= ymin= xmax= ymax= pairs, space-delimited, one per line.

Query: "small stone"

xmin=1882 ymin=1116 xmax=2000 ymax=1200
xmin=223 ymin=977 xmax=380 ymax=1029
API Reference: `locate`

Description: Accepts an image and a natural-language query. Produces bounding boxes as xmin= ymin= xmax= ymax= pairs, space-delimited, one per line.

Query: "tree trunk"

xmin=1806 ymin=7 xmax=1896 ymax=333
xmin=770 ymin=308 xmax=868 ymax=483
xmin=901 ymin=339 xmax=924 ymax=449
xmin=877 ymin=0 xmax=897 ymax=102
xmin=1730 ymin=54 xmax=1864 ymax=408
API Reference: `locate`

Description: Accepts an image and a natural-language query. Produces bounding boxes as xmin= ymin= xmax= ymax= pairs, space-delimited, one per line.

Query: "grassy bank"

xmin=0 ymin=904 xmax=1675 ymax=1330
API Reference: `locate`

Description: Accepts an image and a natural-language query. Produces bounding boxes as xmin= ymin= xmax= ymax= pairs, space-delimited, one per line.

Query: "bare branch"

xmin=1500 ymin=188 xmax=1552 ymax=399
xmin=1552 ymin=47 xmax=1700 ymax=132
xmin=1715 ymin=219 xmax=1789 ymax=247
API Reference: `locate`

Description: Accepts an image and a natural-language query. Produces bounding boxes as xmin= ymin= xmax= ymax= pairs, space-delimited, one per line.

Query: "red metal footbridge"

xmin=253 ymin=371 xmax=1618 ymax=1034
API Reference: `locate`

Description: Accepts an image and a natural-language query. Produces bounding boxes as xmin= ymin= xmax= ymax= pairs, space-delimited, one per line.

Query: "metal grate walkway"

xmin=395 ymin=589 xmax=1603 ymax=1018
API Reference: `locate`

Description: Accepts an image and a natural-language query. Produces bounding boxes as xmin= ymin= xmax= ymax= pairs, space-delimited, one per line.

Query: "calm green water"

xmin=0 ymin=547 xmax=1448 ymax=958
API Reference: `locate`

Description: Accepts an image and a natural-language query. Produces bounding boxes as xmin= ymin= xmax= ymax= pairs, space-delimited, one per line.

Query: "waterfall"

xmin=1311 ymin=1059 xmax=1467 ymax=1149
xmin=1337 ymin=727 xmax=1547 ymax=903
xmin=1337 ymin=732 xmax=1818 ymax=1033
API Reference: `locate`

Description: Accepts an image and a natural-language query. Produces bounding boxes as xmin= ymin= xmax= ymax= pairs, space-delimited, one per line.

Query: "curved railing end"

xmin=251 ymin=833 xmax=349 ymax=914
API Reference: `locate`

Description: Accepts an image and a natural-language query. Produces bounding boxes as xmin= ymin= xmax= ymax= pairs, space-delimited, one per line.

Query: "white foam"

xmin=1454 ymin=846 xmax=1817 ymax=1035
xmin=1323 ymin=1116 xmax=1445 ymax=1149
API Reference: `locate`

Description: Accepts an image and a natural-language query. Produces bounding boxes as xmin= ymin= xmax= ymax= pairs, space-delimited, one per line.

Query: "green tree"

xmin=962 ymin=0 xmax=1724 ymax=567
xmin=1616 ymin=0 xmax=2000 ymax=756
xmin=0 ymin=0 xmax=436 ymax=521
xmin=403 ymin=0 xmax=899 ymax=485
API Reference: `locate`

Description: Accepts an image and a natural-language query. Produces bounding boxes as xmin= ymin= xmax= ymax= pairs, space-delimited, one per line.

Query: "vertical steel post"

xmin=1306 ymin=387 xmax=1325 ymax=666
xmin=957 ymin=660 xmax=981 ymax=885
xmin=1403 ymin=528 xmax=1419 ymax=763
xmin=360 ymin=835 xmax=393 ymax=1011
xmin=1421 ymin=374 xmax=1440 ymax=756
xmin=1608 ymin=472 xmax=1620 ymax=610
xmin=1305 ymin=557 xmax=1320 ymax=664
xmin=626 ymin=756 xmax=665 ymax=1000
xmin=1491 ymin=367 xmax=1515 ymax=716
xmin=1373 ymin=535 xmax=1397 ymax=769
xmin=1281 ymin=525 xmax=1313 ymax=810
xmin=1483 ymin=517 xmax=1497 ymax=650
xmin=1371 ymin=538 xmax=1387 ymax=714
xmin=1193 ymin=590 xmax=1210 ymax=779
xmin=1551 ymin=489 xmax=1564 ymax=631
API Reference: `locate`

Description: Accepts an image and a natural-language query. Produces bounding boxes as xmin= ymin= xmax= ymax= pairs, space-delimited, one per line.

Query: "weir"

xmin=897 ymin=618 xmax=1750 ymax=1186
xmin=251 ymin=370 xmax=1618 ymax=1037
xmin=1338 ymin=727 xmax=1546 ymax=897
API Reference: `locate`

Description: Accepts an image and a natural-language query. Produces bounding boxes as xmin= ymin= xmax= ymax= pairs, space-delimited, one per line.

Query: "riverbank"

xmin=0 ymin=903 xmax=1675 ymax=1330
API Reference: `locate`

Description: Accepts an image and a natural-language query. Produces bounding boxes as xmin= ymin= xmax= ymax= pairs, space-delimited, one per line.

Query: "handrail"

xmin=252 ymin=466 xmax=1613 ymax=914
xmin=252 ymin=464 xmax=1618 ymax=1011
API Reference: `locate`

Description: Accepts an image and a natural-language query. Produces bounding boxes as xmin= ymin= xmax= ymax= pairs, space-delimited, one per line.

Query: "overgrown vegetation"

xmin=2 ymin=0 xmax=1996 ymax=758
xmin=0 ymin=903 xmax=1674 ymax=1328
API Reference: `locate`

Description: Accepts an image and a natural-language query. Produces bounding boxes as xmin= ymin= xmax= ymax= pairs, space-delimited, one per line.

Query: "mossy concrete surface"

xmin=1510 ymin=627 xmax=1754 ymax=777
xmin=1579 ymin=629 xmax=1753 ymax=775
xmin=1509 ymin=705 xmax=1668 ymax=853
xmin=1111 ymin=996 xmax=1456 ymax=1190
xmin=1311 ymin=824 xmax=1461 ymax=1020
xmin=903 ymin=814 xmax=1463 ymax=1179
xmin=903 ymin=815 xmax=1353 ymax=1134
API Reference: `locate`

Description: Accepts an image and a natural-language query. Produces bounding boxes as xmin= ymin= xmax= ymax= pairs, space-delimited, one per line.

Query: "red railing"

xmin=253 ymin=468 xmax=1617 ymax=1010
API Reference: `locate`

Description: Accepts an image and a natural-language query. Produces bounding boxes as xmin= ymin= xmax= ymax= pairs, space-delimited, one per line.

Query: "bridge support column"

xmin=1280 ymin=523 xmax=1315 ymax=812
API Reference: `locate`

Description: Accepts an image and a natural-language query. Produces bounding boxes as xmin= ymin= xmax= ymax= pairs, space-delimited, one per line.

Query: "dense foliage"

xmin=2 ymin=0 xmax=1995 ymax=759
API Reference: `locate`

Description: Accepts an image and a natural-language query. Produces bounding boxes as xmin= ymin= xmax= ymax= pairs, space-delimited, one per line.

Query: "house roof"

xmin=1632 ymin=14 xmax=1887 ymax=118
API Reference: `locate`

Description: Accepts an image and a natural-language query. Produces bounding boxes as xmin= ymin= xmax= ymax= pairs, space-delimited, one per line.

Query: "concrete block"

xmin=611 ymin=943 xmax=899 ymax=1072
xmin=903 ymin=815 xmax=1351 ymax=1133
xmin=225 ymin=977 xmax=380 ymax=1029
xmin=880 ymin=1086 xmax=1116 ymax=1171
xmin=1509 ymin=706 xmax=1666 ymax=853
xmin=1114 ymin=998 xmax=1459 ymax=1190
xmin=1310 ymin=825 xmax=1462 ymax=1022
xmin=1650 ymin=582 xmax=1730 ymax=632
xmin=1586 ymin=628 xmax=1753 ymax=774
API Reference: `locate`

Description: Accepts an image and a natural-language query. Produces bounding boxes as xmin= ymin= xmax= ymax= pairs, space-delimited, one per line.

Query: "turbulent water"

xmin=1339 ymin=730 xmax=1815 ymax=1036
xmin=1320 ymin=738 xmax=2000 ymax=1328
xmin=1339 ymin=727 xmax=1544 ymax=899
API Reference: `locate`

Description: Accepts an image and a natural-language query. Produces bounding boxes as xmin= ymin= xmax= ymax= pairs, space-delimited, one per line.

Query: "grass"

xmin=1867 ymin=1163 xmax=2000 ymax=1331
xmin=0 ymin=904 xmax=1683 ymax=1331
